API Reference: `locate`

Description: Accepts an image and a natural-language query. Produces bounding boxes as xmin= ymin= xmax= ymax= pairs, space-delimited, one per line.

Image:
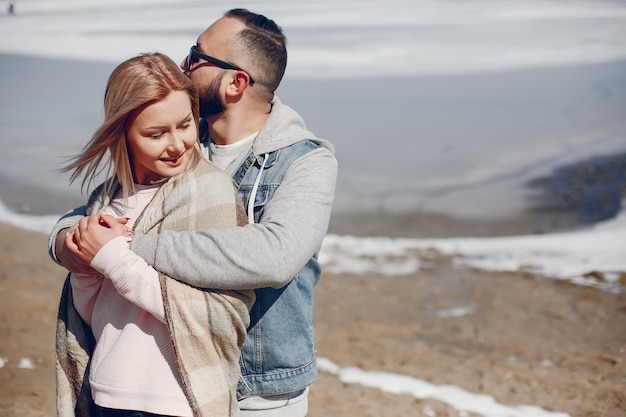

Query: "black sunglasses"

xmin=185 ymin=45 xmax=255 ymax=85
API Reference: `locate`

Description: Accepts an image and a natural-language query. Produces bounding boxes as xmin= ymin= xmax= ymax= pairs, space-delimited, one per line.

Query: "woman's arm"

xmin=90 ymin=236 xmax=166 ymax=322
xmin=67 ymin=217 xmax=166 ymax=323
xmin=69 ymin=273 xmax=103 ymax=326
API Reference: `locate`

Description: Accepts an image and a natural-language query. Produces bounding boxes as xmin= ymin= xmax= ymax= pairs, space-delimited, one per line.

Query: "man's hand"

xmin=59 ymin=215 xmax=129 ymax=273
xmin=56 ymin=226 xmax=95 ymax=275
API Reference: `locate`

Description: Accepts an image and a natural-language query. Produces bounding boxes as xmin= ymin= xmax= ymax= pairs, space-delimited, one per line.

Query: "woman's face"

xmin=126 ymin=90 xmax=197 ymax=185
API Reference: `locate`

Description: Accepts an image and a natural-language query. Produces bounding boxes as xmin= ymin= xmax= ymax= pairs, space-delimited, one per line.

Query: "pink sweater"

xmin=70 ymin=185 xmax=192 ymax=416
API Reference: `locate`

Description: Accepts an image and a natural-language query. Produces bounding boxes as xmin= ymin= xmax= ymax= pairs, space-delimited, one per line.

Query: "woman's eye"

xmin=179 ymin=122 xmax=191 ymax=130
xmin=150 ymin=132 xmax=163 ymax=139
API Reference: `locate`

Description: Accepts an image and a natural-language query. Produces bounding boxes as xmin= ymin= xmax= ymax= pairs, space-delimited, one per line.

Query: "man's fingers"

xmin=98 ymin=213 xmax=116 ymax=228
xmin=100 ymin=214 xmax=129 ymax=226
xmin=65 ymin=228 xmax=80 ymax=255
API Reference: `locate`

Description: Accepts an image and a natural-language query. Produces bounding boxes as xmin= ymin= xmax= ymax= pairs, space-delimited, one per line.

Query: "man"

xmin=49 ymin=8 xmax=338 ymax=417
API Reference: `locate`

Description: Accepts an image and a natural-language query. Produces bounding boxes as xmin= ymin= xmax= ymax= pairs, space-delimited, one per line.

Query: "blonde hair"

xmin=62 ymin=52 xmax=201 ymax=202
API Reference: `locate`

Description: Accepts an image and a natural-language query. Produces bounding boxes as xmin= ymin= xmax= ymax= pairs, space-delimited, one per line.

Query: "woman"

xmin=55 ymin=52 xmax=253 ymax=417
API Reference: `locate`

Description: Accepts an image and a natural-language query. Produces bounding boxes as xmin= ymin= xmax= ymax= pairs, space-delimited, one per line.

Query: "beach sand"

xmin=0 ymin=222 xmax=624 ymax=416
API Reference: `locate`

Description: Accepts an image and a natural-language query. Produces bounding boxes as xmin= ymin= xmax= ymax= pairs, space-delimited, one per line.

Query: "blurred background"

xmin=1 ymin=0 xmax=625 ymax=236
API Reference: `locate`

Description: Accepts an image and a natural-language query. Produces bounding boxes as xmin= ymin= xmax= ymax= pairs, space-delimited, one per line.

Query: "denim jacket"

xmin=233 ymin=140 xmax=323 ymax=397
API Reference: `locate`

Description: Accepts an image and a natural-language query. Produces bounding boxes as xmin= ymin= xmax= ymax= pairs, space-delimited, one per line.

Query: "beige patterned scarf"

xmin=56 ymin=159 xmax=253 ymax=417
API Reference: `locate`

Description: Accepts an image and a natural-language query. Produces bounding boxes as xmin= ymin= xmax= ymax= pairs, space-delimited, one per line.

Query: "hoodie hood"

xmin=252 ymin=96 xmax=335 ymax=156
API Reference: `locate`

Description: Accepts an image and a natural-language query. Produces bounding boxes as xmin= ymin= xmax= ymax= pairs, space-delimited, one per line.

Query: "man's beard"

xmin=199 ymin=72 xmax=225 ymax=118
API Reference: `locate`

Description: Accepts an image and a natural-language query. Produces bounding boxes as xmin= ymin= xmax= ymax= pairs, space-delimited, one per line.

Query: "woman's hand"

xmin=66 ymin=214 xmax=130 ymax=265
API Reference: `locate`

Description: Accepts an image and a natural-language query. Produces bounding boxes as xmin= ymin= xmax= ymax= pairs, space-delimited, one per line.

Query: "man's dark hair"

xmin=224 ymin=8 xmax=287 ymax=95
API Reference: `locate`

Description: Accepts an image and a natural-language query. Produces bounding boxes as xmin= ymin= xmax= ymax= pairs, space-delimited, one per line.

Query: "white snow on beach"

xmin=321 ymin=207 xmax=626 ymax=294
xmin=5 ymin=198 xmax=625 ymax=296
xmin=0 ymin=199 xmax=63 ymax=234
xmin=317 ymin=357 xmax=570 ymax=417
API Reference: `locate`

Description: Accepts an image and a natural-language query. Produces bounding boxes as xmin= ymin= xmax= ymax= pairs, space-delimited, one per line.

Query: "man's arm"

xmin=48 ymin=205 xmax=94 ymax=274
xmin=131 ymin=147 xmax=338 ymax=290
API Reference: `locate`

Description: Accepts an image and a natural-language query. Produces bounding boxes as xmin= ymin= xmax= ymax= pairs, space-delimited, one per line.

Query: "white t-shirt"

xmin=207 ymin=132 xmax=256 ymax=175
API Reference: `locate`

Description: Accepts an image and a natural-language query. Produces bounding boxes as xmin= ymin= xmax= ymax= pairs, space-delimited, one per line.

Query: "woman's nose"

xmin=168 ymin=134 xmax=185 ymax=153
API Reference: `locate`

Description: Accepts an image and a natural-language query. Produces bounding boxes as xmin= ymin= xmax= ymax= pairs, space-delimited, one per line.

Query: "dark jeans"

xmin=95 ymin=405 xmax=172 ymax=417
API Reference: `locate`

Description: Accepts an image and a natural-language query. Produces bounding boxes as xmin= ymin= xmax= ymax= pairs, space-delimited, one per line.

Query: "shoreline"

xmin=3 ymin=149 xmax=625 ymax=239
xmin=0 ymin=189 xmax=592 ymax=239
xmin=0 ymin=174 xmax=603 ymax=240
xmin=328 ymin=207 xmax=586 ymax=238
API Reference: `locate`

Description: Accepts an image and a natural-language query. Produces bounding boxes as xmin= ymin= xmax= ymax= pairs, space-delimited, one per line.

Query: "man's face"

xmin=184 ymin=18 xmax=246 ymax=119
xmin=198 ymin=71 xmax=225 ymax=118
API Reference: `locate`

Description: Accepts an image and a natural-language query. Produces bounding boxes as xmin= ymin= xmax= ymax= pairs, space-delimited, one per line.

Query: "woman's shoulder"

xmin=187 ymin=158 xmax=236 ymax=189
xmin=191 ymin=158 xmax=230 ymax=178
xmin=193 ymin=156 xmax=222 ymax=172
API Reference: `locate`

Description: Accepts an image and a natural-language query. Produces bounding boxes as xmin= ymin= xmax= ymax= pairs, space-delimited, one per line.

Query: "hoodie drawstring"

xmin=247 ymin=153 xmax=268 ymax=224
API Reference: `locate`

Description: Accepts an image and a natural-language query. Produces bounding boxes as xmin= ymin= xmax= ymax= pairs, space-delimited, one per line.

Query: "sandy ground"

xmin=0 ymin=222 xmax=625 ymax=417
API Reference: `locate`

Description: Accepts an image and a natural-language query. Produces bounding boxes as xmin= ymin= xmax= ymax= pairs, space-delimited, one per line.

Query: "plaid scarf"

xmin=56 ymin=159 xmax=253 ymax=417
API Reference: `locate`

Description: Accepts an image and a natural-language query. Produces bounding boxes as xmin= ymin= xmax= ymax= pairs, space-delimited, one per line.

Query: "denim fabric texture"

xmin=231 ymin=141 xmax=322 ymax=397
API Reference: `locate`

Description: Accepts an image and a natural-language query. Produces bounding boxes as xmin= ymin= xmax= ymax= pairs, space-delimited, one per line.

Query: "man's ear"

xmin=225 ymin=71 xmax=252 ymax=97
